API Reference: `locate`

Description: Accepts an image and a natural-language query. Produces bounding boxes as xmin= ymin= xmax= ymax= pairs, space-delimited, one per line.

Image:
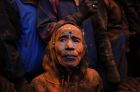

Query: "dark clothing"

xmin=21 ymin=0 xmax=39 ymax=5
xmin=118 ymin=77 xmax=140 ymax=92
xmin=118 ymin=0 xmax=140 ymax=77
xmin=11 ymin=0 xmax=45 ymax=80
xmin=91 ymin=0 xmax=128 ymax=91
xmin=0 ymin=0 xmax=24 ymax=81
xmin=0 ymin=0 xmax=29 ymax=92
xmin=118 ymin=0 xmax=140 ymax=34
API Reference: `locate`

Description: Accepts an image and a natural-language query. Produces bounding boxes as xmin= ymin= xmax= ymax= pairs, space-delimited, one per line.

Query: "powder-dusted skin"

xmin=31 ymin=24 xmax=103 ymax=92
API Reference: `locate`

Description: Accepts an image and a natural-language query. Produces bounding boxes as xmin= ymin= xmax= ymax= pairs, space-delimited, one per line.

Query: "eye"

xmin=59 ymin=37 xmax=67 ymax=42
xmin=72 ymin=37 xmax=80 ymax=43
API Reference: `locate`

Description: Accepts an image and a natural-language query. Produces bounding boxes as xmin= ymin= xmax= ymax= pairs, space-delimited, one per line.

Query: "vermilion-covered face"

xmin=54 ymin=24 xmax=84 ymax=68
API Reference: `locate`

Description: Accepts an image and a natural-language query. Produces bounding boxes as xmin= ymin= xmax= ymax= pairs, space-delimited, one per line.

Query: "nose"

xmin=65 ymin=40 xmax=74 ymax=50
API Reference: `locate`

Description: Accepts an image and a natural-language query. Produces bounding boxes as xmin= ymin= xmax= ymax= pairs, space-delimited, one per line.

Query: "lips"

xmin=62 ymin=55 xmax=77 ymax=61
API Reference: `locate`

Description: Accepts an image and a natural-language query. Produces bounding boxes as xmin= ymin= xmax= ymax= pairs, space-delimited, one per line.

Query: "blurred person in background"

xmin=10 ymin=0 xmax=45 ymax=81
xmin=0 ymin=0 xmax=29 ymax=91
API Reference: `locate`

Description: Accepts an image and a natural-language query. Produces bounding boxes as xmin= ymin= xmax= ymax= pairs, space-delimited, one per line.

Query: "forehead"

xmin=56 ymin=24 xmax=82 ymax=37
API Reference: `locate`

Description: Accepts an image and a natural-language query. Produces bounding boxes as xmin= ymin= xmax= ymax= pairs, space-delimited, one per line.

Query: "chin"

xmin=64 ymin=62 xmax=79 ymax=68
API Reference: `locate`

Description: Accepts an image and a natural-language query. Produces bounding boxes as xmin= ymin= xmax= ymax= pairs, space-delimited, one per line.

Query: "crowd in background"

xmin=0 ymin=0 xmax=139 ymax=92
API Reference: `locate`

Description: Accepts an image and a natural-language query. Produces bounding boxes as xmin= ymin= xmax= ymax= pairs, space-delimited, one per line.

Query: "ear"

xmin=42 ymin=54 xmax=49 ymax=71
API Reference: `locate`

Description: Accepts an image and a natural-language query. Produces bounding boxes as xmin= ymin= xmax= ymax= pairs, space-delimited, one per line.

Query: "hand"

xmin=79 ymin=0 xmax=98 ymax=20
xmin=68 ymin=0 xmax=98 ymax=26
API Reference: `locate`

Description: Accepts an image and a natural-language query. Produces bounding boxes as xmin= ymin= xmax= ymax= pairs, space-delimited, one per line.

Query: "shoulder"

xmin=86 ymin=68 xmax=102 ymax=88
xmin=31 ymin=73 xmax=46 ymax=85
xmin=86 ymin=68 xmax=101 ymax=80
xmin=31 ymin=73 xmax=47 ymax=91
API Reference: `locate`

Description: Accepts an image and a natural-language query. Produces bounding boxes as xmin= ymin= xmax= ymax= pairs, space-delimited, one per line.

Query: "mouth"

xmin=62 ymin=55 xmax=77 ymax=61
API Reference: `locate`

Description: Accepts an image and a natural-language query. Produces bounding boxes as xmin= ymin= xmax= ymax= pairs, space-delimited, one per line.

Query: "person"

xmin=91 ymin=0 xmax=128 ymax=91
xmin=31 ymin=23 xmax=103 ymax=92
xmin=0 ymin=0 xmax=29 ymax=91
xmin=0 ymin=40 xmax=17 ymax=92
xmin=37 ymin=0 xmax=120 ymax=86
xmin=10 ymin=0 xmax=45 ymax=81
xmin=118 ymin=0 xmax=140 ymax=77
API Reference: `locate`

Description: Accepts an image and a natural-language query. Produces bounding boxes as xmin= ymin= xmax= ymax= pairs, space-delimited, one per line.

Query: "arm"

xmin=37 ymin=0 xmax=98 ymax=42
xmin=1 ymin=1 xmax=30 ymax=92
xmin=91 ymin=0 xmax=121 ymax=83
xmin=0 ymin=0 xmax=24 ymax=81
xmin=118 ymin=0 xmax=140 ymax=36
xmin=107 ymin=0 xmax=124 ymax=43
xmin=86 ymin=68 xmax=103 ymax=92
xmin=37 ymin=0 xmax=59 ymax=42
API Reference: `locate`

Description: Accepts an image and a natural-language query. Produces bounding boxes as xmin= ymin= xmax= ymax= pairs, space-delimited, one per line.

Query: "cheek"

xmin=54 ymin=44 xmax=63 ymax=64
xmin=76 ymin=44 xmax=84 ymax=55
xmin=55 ymin=43 xmax=65 ymax=55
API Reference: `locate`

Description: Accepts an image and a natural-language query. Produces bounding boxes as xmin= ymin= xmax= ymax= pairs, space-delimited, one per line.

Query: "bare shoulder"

xmin=31 ymin=73 xmax=46 ymax=83
xmin=86 ymin=68 xmax=101 ymax=79
xmin=31 ymin=73 xmax=48 ymax=92
xmin=86 ymin=68 xmax=102 ymax=87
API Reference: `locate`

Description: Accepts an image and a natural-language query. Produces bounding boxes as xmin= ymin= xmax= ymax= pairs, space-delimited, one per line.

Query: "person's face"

xmin=54 ymin=24 xmax=84 ymax=68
